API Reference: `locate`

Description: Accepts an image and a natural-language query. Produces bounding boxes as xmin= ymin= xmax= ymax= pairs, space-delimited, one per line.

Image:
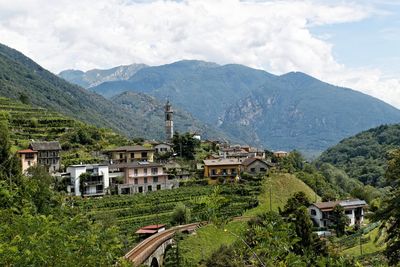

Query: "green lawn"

xmin=245 ymin=172 xmax=320 ymax=216
xmin=179 ymin=221 xmax=246 ymax=265
xmin=341 ymin=227 xmax=385 ymax=257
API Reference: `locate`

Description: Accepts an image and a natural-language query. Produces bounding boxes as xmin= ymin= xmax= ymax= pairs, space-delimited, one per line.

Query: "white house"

xmin=308 ymin=199 xmax=367 ymax=228
xmin=66 ymin=164 xmax=110 ymax=196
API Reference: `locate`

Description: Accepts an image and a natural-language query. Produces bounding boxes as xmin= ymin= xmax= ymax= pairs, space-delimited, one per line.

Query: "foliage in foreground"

xmin=0 ymin=120 xmax=129 ymax=266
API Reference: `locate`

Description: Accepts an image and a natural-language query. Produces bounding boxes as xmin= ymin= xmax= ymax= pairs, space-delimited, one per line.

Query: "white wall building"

xmin=308 ymin=199 xmax=367 ymax=228
xmin=66 ymin=164 xmax=110 ymax=196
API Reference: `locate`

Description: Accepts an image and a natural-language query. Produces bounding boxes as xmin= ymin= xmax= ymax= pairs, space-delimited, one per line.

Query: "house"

xmin=203 ymin=158 xmax=241 ymax=179
xmin=219 ymin=146 xmax=249 ymax=161
xmin=135 ymin=224 xmax=166 ymax=237
xmin=109 ymin=161 xmax=177 ymax=194
xmin=29 ymin=141 xmax=61 ymax=172
xmin=241 ymin=158 xmax=273 ymax=174
xmin=17 ymin=149 xmax=38 ymax=173
xmin=65 ymin=164 xmax=110 ymax=196
xmin=273 ymin=151 xmax=289 ymax=158
xmin=308 ymin=199 xmax=367 ymax=228
xmin=106 ymin=145 xmax=155 ymax=163
xmin=153 ymin=142 xmax=173 ymax=154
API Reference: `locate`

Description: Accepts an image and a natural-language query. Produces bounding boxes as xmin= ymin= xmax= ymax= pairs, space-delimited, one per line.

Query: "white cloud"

xmin=0 ymin=0 xmax=399 ymax=108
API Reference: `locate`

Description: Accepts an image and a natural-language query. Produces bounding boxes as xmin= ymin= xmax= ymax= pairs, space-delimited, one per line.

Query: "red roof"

xmin=140 ymin=224 xmax=166 ymax=230
xmin=17 ymin=149 xmax=37 ymax=154
xmin=135 ymin=224 xmax=166 ymax=234
xmin=135 ymin=229 xmax=158 ymax=234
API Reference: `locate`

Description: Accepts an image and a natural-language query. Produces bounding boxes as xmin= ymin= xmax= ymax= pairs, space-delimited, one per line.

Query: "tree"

xmin=372 ymin=149 xmax=400 ymax=265
xmin=0 ymin=120 xmax=21 ymax=181
xmin=171 ymin=203 xmax=191 ymax=225
xmin=331 ymin=205 xmax=350 ymax=237
xmin=172 ymin=132 xmax=200 ymax=160
xmin=281 ymin=191 xmax=311 ymax=217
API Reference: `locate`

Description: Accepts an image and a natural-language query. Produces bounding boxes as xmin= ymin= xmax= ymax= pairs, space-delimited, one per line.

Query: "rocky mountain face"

xmin=59 ymin=64 xmax=148 ymax=88
xmin=111 ymin=91 xmax=236 ymax=142
xmin=61 ymin=60 xmax=400 ymax=154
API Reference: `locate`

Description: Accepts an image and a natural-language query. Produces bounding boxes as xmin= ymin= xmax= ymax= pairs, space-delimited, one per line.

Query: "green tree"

xmin=331 ymin=205 xmax=350 ymax=237
xmin=172 ymin=132 xmax=200 ymax=160
xmin=171 ymin=203 xmax=191 ymax=225
xmin=372 ymin=149 xmax=400 ymax=265
xmin=281 ymin=191 xmax=311 ymax=217
xmin=0 ymin=120 xmax=20 ymax=181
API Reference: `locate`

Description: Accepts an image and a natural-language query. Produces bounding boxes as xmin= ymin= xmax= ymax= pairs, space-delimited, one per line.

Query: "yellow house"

xmin=17 ymin=149 xmax=38 ymax=173
xmin=106 ymin=145 xmax=155 ymax=163
xmin=203 ymin=158 xmax=241 ymax=178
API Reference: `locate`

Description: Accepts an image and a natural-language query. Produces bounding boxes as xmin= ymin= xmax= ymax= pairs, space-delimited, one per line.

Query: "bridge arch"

xmin=150 ymin=257 xmax=159 ymax=267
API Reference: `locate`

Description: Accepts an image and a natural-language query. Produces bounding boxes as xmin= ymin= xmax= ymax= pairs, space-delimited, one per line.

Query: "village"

xmin=15 ymin=101 xmax=367 ymax=238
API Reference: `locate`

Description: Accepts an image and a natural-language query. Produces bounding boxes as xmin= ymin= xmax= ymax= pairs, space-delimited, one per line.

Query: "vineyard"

xmin=0 ymin=97 xmax=77 ymax=147
xmin=72 ymin=182 xmax=261 ymax=246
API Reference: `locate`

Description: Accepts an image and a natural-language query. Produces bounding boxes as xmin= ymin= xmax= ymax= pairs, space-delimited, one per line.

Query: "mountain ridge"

xmin=70 ymin=60 xmax=400 ymax=153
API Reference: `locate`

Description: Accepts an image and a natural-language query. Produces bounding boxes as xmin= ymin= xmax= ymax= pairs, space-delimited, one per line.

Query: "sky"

xmin=0 ymin=0 xmax=399 ymax=108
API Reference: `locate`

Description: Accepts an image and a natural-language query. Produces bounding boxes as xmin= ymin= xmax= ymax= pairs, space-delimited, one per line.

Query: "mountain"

xmin=0 ymin=44 xmax=228 ymax=142
xmin=317 ymin=124 xmax=400 ymax=187
xmin=59 ymin=63 xmax=148 ymax=88
xmin=79 ymin=60 xmax=400 ymax=153
xmin=111 ymin=91 xmax=236 ymax=142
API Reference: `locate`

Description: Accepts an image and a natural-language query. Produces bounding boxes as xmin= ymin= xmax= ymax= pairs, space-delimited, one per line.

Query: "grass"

xmin=180 ymin=220 xmax=246 ymax=265
xmin=244 ymin=172 xmax=320 ymax=216
xmin=178 ymin=172 xmax=320 ymax=265
xmin=341 ymin=227 xmax=385 ymax=257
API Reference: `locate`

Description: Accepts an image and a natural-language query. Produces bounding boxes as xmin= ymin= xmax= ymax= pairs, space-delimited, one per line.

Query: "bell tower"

xmin=165 ymin=100 xmax=173 ymax=141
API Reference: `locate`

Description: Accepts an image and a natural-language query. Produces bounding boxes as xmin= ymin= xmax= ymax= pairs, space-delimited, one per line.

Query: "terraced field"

xmin=73 ymin=183 xmax=261 ymax=246
xmin=0 ymin=97 xmax=77 ymax=148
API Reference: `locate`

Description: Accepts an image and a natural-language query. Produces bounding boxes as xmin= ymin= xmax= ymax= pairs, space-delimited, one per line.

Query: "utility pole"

xmin=269 ymin=186 xmax=272 ymax=212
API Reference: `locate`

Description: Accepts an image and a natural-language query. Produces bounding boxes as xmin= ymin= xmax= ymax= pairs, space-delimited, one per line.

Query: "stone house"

xmin=29 ymin=141 xmax=61 ymax=172
xmin=17 ymin=149 xmax=38 ymax=173
xmin=241 ymin=158 xmax=273 ymax=174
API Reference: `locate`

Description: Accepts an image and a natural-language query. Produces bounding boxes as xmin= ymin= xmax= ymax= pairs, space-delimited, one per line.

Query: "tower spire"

xmin=165 ymin=100 xmax=173 ymax=142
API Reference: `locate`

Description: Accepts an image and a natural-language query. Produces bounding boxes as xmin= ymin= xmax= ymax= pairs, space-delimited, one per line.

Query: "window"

xmin=231 ymin=168 xmax=236 ymax=174
xmin=222 ymin=169 xmax=227 ymax=175
xmin=157 ymin=184 xmax=161 ymax=190
xmin=151 ymin=167 xmax=158 ymax=175
xmin=147 ymin=185 xmax=152 ymax=192
xmin=141 ymin=152 xmax=147 ymax=158
xmin=27 ymin=160 xmax=31 ymax=166
xmin=211 ymin=169 xmax=217 ymax=176
xmin=25 ymin=153 xmax=34 ymax=159
xmin=53 ymin=159 xmax=57 ymax=164
xmin=153 ymin=177 xmax=158 ymax=183
xmin=260 ymin=168 xmax=266 ymax=172
xmin=345 ymin=210 xmax=353 ymax=215
xmin=144 ymin=168 xmax=147 ymax=175
xmin=310 ymin=209 xmax=317 ymax=216
xmin=134 ymin=178 xmax=138 ymax=185
xmin=250 ymin=168 xmax=256 ymax=173
xmin=138 ymin=186 xmax=143 ymax=193
xmin=134 ymin=169 xmax=138 ymax=176
xmin=119 ymin=153 xmax=124 ymax=159
xmin=144 ymin=177 xmax=148 ymax=184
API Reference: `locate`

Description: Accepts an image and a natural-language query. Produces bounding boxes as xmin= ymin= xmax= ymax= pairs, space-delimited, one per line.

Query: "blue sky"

xmin=0 ymin=0 xmax=399 ymax=107
xmin=311 ymin=1 xmax=400 ymax=78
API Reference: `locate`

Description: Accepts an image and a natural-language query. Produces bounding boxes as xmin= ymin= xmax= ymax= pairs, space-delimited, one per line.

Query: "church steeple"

xmin=165 ymin=100 xmax=173 ymax=141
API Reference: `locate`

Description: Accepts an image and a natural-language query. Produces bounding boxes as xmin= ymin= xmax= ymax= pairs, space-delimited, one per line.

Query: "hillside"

xmin=317 ymin=124 xmax=400 ymax=186
xmin=0 ymin=97 xmax=77 ymax=147
xmin=111 ymin=91 xmax=236 ymax=142
xmin=180 ymin=173 xmax=320 ymax=265
xmin=82 ymin=60 xmax=400 ymax=153
xmin=0 ymin=44 xmax=229 ymax=142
